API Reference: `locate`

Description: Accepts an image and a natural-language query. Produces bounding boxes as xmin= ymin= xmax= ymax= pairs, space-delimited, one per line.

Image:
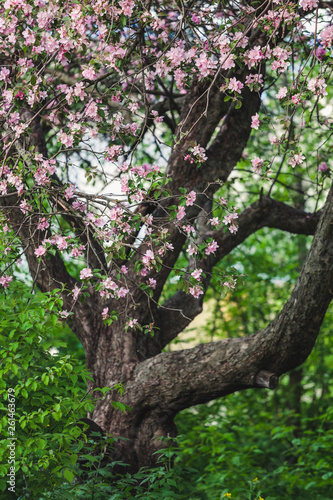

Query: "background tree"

xmin=1 ymin=0 xmax=332 ymax=478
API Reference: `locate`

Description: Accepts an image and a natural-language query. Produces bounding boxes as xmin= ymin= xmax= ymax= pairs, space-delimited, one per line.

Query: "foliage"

xmin=1 ymin=0 xmax=333 ymax=497
xmin=0 ymin=281 xmax=119 ymax=497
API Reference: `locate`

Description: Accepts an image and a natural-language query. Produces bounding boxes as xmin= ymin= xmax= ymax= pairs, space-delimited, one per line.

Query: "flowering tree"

xmin=1 ymin=0 xmax=333 ymax=470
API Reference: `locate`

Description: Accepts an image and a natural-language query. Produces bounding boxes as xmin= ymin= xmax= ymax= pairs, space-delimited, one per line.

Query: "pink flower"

xmin=228 ymin=78 xmax=244 ymax=94
xmin=223 ymin=213 xmax=239 ymax=225
xmin=34 ymin=246 xmax=47 ymax=257
xmin=80 ymin=268 xmax=93 ymax=279
xmin=315 ymin=47 xmax=326 ymax=60
xmin=59 ymin=310 xmax=70 ymax=318
xmin=246 ymin=46 xmax=264 ymax=68
xmin=205 ymin=240 xmax=219 ymax=255
xmin=0 ymin=275 xmax=13 ymax=288
xmin=251 ymin=157 xmax=263 ymax=174
xmin=301 ymin=0 xmax=318 ymax=10
xmin=188 ymin=244 xmax=197 ymax=256
xmin=177 ymin=206 xmax=186 ymax=221
xmin=119 ymin=0 xmax=135 ymax=16
xmin=186 ymin=191 xmax=196 ymax=206
xmin=126 ymin=318 xmax=138 ymax=329
xmin=82 ymin=67 xmax=97 ymax=80
xmin=102 ymin=307 xmax=109 ymax=320
xmin=318 ymin=162 xmax=328 ymax=172
xmin=20 ymin=200 xmax=31 ymax=214
xmin=191 ymin=269 xmax=202 ymax=281
xmin=147 ymin=278 xmax=157 ymax=289
xmin=288 ymin=153 xmax=305 ymax=168
xmin=15 ymin=91 xmax=25 ymax=100
xmin=321 ymin=26 xmax=333 ymax=48
xmin=276 ymin=87 xmax=288 ymax=99
xmin=72 ymin=285 xmax=81 ymax=300
xmin=64 ymin=185 xmax=75 ymax=200
xmin=142 ymin=250 xmax=155 ymax=268
xmin=307 ymin=78 xmax=327 ymax=98
xmin=189 ymin=285 xmax=204 ymax=298
xmin=251 ymin=113 xmax=260 ymax=130
xmin=210 ymin=217 xmax=220 ymax=227
xmin=292 ymin=95 xmax=301 ymax=105
xmin=38 ymin=217 xmax=50 ymax=230
xmin=121 ymin=265 xmax=128 ymax=274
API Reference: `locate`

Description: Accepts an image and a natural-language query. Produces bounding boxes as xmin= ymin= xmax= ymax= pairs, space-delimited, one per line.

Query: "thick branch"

xmin=155 ymin=196 xmax=322 ymax=348
xmin=127 ymin=183 xmax=333 ymax=413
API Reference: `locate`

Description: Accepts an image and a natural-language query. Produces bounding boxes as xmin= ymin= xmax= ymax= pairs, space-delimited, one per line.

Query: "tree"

xmin=1 ymin=0 xmax=332 ymax=474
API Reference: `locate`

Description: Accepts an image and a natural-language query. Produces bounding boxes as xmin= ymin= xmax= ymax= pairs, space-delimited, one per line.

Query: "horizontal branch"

xmin=155 ymin=196 xmax=322 ymax=348
xmin=126 ymin=183 xmax=333 ymax=413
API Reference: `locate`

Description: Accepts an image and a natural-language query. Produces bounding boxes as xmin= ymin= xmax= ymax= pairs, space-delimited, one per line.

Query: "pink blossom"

xmin=119 ymin=0 xmax=135 ymax=16
xmin=210 ymin=217 xmax=220 ymax=227
xmin=72 ymin=285 xmax=81 ymax=300
xmin=20 ymin=200 xmax=31 ymax=214
xmin=74 ymin=82 xmax=87 ymax=100
xmin=82 ymin=67 xmax=97 ymax=80
xmin=177 ymin=206 xmax=186 ymax=221
xmin=64 ymin=185 xmax=75 ymax=200
xmin=59 ymin=310 xmax=70 ymax=318
xmin=245 ymin=74 xmax=263 ymax=91
xmin=301 ymin=0 xmax=318 ymax=10
xmin=142 ymin=249 xmax=155 ymax=266
xmin=188 ymin=244 xmax=197 ymax=256
xmin=276 ymin=87 xmax=288 ymax=99
xmin=246 ymin=46 xmax=264 ymax=68
xmin=15 ymin=91 xmax=25 ymax=100
xmin=189 ymin=285 xmax=204 ymax=298
xmin=58 ymin=132 xmax=74 ymax=147
xmin=190 ymin=145 xmax=207 ymax=163
xmin=118 ymin=287 xmax=129 ymax=298
xmin=221 ymin=55 xmax=235 ymax=70
xmin=191 ymin=269 xmax=202 ymax=281
xmin=147 ymin=278 xmax=157 ymax=289
xmin=0 ymin=67 xmax=11 ymax=83
xmin=228 ymin=78 xmax=244 ymax=94
xmin=321 ymin=26 xmax=333 ymax=48
xmin=251 ymin=113 xmax=260 ymax=130
xmin=315 ymin=47 xmax=326 ymax=60
xmin=34 ymin=245 xmax=47 ymax=257
xmin=251 ymin=157 xmax=263 ymax=173
xmin=0 ymin=275 xmax=13 ymax=288
xmin=288 ymin=153 xmax=305 ymax=168
xmin=195 ymin=52 xmax=217 ymax=78
xmin=205 ymin=240 xmax=219 ymax=255
xmin=307 ymin=78 xmax=327 ymax=98
xmin=56 ymin=236 xmax=69 ymax=250
xmin=223 ymin=278 xmax=237 ymax=290
xmin=80 ymin=268 xmax=93 ymax=279
xmin=102 ymin=307 xmax=109 ymax=320
xmin=318 ymin=162 xmax=328 ymax=172
xmin=223 ymin=213 xmax=239 ymax=225
xmin=72 ymin=200 xmax=86 ymax=212
xmin=292 ymin=95 xmax=301 ymax=105
xmin=126 ymin=318 xmax=138 ymax=329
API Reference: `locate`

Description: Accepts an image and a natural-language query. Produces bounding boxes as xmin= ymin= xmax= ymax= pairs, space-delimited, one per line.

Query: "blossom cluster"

xmin=0 ymin=0 xmax=331 ymax=324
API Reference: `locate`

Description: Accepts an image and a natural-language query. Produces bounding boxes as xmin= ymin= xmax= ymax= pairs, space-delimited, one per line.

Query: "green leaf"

xmin=63 ymin=469 xmax=75 ymax=483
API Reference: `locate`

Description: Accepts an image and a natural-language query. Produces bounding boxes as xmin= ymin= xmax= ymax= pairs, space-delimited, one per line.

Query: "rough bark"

xmin=2 ymin=39 xmax=332 ymax=474
xmin=89 ymin=185 xmax=333 ymax=468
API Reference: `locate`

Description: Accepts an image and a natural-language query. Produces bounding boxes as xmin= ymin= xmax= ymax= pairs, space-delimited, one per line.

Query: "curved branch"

xmin=127 ymin=184 xmax=333 ymax=413
xmin=155 ymin=196 xmax=322 ymax=348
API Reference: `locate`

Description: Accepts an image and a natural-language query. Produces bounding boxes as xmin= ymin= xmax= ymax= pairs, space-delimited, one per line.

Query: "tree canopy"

xmin=0 ymin=0 xmax=333 ymax=495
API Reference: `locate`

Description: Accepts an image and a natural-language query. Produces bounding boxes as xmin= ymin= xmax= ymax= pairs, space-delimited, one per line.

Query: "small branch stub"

xmin=255 ymin=370 xmax=279 ymax=390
